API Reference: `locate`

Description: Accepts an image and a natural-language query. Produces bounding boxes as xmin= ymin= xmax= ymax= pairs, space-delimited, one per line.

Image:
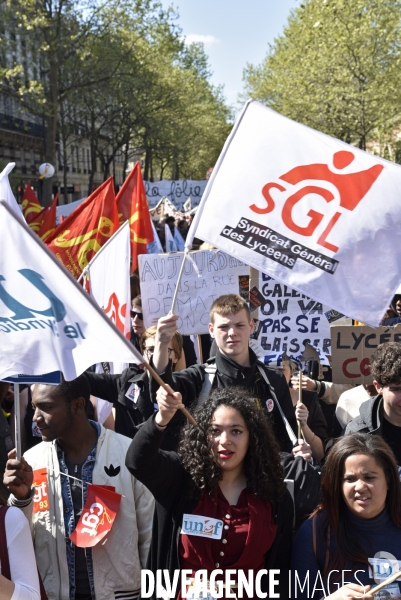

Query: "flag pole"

xmin=14 ymin=384 xmax=21 ymax=459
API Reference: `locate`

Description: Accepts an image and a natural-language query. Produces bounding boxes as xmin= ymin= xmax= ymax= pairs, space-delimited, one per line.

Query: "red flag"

xmin=46 ymin=178 xmax=119 ymax=279
xmin=29 ymin=205 xmax=49 ymax=232
xmin=38 ymin=193 xmax=58 ymax=241
xmin=21 ymin=183 xmax=42 ymax=224
xmin=69 ymin=484 xmax=122 ymax=548
xmin=116 ymin=162 xmax=153 ymax=272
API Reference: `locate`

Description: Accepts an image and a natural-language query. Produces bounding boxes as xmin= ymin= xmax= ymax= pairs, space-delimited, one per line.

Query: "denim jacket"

xmin=57 ymin=420 xmax=100 ymax=600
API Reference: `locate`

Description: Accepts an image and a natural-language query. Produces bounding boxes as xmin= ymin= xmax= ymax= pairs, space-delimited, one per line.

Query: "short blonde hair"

xmin=209 ymin=294 xmax=251 ymax=323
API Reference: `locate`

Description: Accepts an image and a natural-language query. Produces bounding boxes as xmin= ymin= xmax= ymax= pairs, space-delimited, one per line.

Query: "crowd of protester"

xmin=1 ymin=290 xmax=401 ymax=600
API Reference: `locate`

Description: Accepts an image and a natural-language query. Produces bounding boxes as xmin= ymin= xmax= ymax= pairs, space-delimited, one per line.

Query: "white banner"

xmin=145 ymin=180 xmax=207 ymax=209
xmin=252 ymin=273 xmax=332 ymax=366
xmin=139 ymin=250 xmax=249 ymax=335
xmin=0 ymin=201 xmax=143 ymax=381
xmin=189 ymin=101 xmax=401 ymax=327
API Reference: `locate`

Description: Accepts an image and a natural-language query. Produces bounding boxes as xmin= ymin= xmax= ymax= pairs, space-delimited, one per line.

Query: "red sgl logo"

xmin=251 ymin=150 xmax=383 ymax=253
xmin=104 ymin=293 xmax=129 ymax=339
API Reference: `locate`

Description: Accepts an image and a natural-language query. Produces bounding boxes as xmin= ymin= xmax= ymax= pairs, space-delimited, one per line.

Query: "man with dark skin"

xmin=4 ymin=377 xmax=153 ymax=600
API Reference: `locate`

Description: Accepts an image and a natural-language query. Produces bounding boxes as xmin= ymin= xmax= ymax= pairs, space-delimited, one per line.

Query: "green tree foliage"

xmin=0 ymin=0 xmax=231 ymax=202
xmin=243 ymin=0 xmax=401 ymax=152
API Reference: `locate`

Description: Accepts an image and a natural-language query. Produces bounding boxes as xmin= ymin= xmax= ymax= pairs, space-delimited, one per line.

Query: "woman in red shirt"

xmin=126 ymin=386 xmax=293 ymax=599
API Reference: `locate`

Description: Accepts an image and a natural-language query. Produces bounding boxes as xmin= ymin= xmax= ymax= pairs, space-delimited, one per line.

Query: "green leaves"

xmin=244 ymin=0 xmax=401 ymax=155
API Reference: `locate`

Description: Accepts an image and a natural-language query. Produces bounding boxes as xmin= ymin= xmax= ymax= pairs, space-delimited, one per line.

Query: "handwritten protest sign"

xmin=331 ymin=324 xmax=401 ymax=384
xmin=139 ymin=250 xmax=249 ymax=335
xmin=251 ymin=270 xmax=332 ymax=366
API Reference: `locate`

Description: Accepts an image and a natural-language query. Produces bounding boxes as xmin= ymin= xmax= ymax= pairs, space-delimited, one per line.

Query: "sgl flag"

xmin=22 ymin=183 xmax=42 ymax=224
xmin=116 ymin=162 xmax=154 ymax=272
xmin=46 ymin=178 xmax=119 ymax=279
xmin=0 ymin=201 xmax=144 ymax=381
xmin=0 ymin=163 xmax=23 ymax=221
xmin=165 ymin=223 xmax=178 ymax=252
xmin=188 ymin=101 xmax=401 ymax=327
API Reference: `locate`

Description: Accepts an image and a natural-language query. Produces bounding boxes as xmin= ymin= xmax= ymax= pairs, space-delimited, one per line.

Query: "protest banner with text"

xmin=251 ymin=270 xmax=332 ymax=366
xmin=139 ymin=250 xmax=249 ymax=335
xmin=331 ymin=324 xmax=401 ymax=384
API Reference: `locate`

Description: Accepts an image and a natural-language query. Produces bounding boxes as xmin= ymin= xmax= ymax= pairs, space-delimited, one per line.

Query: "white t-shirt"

xmin=1 ymin=507 xmax=40 ymax=600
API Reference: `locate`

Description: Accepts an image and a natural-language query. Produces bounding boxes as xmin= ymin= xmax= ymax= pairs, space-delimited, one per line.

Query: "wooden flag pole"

xmin=142 ymin=360 xmax=197 ymax=426
xmin=297 ymin=370 xmax=302 ymax=440
xmin=370 ymin=571 xmax=401 ymax=595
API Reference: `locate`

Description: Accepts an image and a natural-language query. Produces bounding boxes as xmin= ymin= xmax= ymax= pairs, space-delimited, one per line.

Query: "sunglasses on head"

xmin=131 ymin=310 xmax=143 ymax=320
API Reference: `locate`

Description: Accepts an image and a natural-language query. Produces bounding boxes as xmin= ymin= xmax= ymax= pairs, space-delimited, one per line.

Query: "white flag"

xmin=147 ymin=220 xmax=164 ymax=254
xmin=173 ymin=226 xmax=185 ymax=251
xmin=0 ymin=163 xmax=23 ymax=221
xmin=165 ymin=223 xmax=178 ymax=252
xmin=87 ymin=222 xmax=132 ymax=422
xmin=0 ymin=201 xmax=143 ymax=381
xmin=88 ymin=221 xmax=131 ymax=347
xmin=188 ymin=101 xmax=401 ymax=326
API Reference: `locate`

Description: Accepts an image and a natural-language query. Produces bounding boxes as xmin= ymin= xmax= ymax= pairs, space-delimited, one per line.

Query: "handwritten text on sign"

xmin=139 ymin=250 xmax=249 ymax=335
xmin=253 ymin=273 xmax=332 ymax=366
xmin=331 ymin=324 xmax=401 ymax=384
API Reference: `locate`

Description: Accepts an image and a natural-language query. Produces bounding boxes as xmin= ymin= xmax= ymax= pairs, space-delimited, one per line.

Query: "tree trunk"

xmin=43 ymin=57 xmax=59 ymax=206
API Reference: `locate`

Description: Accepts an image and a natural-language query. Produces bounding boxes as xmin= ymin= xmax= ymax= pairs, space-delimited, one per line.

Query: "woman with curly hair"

xmin=126 ymin=386 xmax=293 ymax=599
xmin=291 ymin=433 xmax=401 ymax=599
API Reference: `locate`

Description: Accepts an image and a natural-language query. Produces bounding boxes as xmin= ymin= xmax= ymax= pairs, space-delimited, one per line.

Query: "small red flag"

xmin=116 ymin=162 xmax=154 ymax=272
xmin=21 ymin=183 xmax=42 ymax=224
xmin=38 ymin=193 xmax=58 ymax=241
xmin=69 ymin=484 xmax=122 ymax=548
xmin=46 ymin=178 xmax=119 ymax=279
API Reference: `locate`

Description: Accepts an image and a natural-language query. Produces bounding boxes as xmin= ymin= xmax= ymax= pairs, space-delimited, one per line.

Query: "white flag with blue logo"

xmin=165 ymin=223 xmax=178 ymax=252
xmin=0 ymin=201 xmax=144 ymax=381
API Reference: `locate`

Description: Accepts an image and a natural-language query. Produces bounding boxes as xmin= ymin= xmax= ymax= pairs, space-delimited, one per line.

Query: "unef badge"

xmin=69 ymin=484 xmax=122 ymax=548
xmin=181 ymin=514 xmax=223 ymax=539
xmin=33 ymin=468 xmax=49 ymax=513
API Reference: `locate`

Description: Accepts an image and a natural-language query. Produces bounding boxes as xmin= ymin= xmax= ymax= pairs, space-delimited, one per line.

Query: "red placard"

xmin=69 ymin=484 xmax=121 ymax=548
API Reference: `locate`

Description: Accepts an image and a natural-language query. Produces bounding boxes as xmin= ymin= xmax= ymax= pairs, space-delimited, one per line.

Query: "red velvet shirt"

xmin=179 ymin=485 xmax=277 ymax=599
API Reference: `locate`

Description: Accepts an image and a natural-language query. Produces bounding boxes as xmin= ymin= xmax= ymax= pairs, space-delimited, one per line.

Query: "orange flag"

xmin=38 ymin=193 xmax=58 ymax=241
xmin=46 ymin=178 xmax=119 ymax=279
xmin=116 ymin=162 xmax=154 ymax=272
xmin=21 ymin=183 xmax=42 ymax=224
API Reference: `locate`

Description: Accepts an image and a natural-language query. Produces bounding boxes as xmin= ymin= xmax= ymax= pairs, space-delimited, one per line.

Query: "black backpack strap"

xmin=257 ymin=365 xmax=298 ymax=446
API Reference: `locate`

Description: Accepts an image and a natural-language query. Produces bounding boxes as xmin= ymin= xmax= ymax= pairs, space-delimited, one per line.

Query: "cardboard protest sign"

xmin=331 ymin=324 xmax=401 ymax=384
xmin=187 ymin=101 xmax=401 ymax=327
xmin=69 ymin=484 xmax=122 ymax=548
xmin=139 ymin=250 xmax=249 ymax=335
xmin=251 ymin=270 xmax=332 ymax=366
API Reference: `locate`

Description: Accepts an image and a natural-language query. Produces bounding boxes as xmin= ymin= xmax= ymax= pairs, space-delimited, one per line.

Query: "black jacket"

xmin=84 ymin=367 xmax=183 ymax=450
xmin=125 ymin=415 xmax=294 ymax=599
xmin=300 ymin=390 xmax=329 ymax=445
xmin=150 ymin=348 xmax=297 ymax=453
xmin=344 ymin=394 xmax=383 ymax=435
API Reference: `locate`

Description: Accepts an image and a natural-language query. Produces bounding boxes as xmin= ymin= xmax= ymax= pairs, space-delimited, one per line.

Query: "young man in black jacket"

xmin=152 ymin=294 xmax=299 ymax=454
xmin=344 ymin=342 xmax=401 ymax=466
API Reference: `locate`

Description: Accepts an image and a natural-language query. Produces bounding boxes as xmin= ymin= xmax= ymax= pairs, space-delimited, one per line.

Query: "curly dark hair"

xmin=312 ymin=433 xmax=401 ymax=584
xmin=370 ymin=342 xmax=401 ymax=386
xmin=178 ymin=387 xmax=286 ymax=502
